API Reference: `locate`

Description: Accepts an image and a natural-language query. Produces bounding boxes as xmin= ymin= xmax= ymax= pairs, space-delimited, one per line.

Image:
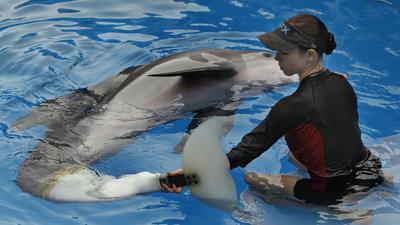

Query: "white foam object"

xmin=49 ymin=170 xmax=161 ymax=202
xmin=183 ymin=117 xmax=238 ymax=207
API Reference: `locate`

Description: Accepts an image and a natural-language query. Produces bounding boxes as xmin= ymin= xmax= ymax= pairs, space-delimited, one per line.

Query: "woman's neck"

xmin=298 ymin=62 xmax=325 ymax=82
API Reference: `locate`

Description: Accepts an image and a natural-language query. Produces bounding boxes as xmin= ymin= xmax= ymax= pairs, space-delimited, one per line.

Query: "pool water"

xmin=1 ymin=0 xmax=400 ymax=224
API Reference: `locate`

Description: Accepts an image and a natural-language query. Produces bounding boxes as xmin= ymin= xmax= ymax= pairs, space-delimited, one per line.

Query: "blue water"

xmin=1 ymin=0 xmax=400 ymax=224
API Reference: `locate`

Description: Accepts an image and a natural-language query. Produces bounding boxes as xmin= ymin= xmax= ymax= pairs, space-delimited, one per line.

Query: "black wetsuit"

xmin=227 ymin=69 xmax=383 ymax=204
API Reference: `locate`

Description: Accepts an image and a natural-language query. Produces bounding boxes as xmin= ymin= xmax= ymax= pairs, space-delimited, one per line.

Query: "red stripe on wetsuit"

xmin=285 ymin=123 xmax=327 ymax=191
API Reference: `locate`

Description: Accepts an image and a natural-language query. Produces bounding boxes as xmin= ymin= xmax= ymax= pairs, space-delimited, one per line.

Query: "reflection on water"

xmin=0 ymin=0 xmax=400 ymax=224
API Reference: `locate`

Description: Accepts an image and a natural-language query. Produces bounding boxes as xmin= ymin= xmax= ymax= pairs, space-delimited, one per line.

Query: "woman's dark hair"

xmin=288 ymin=14 xmax=337 ymax=57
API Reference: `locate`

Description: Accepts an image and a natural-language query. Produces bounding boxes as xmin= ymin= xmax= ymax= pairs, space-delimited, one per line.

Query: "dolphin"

xmin=12 ymin=48 xmax=298 ymax=201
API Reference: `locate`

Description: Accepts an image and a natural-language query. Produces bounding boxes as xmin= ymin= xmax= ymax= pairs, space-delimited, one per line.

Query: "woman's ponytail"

xmin=324 ymin=32 xmax=336 ymax=55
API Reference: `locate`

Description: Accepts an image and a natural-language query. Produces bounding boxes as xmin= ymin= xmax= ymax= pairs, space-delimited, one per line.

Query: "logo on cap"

xmin=279 ymin=23 xmax=291 ymax=35
xmin=311 ymin=43 xmax=317 ymax=49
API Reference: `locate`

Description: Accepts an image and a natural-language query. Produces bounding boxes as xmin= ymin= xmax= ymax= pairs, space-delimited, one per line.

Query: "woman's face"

xmin=274 ymin=47 xmax=307 ymax=76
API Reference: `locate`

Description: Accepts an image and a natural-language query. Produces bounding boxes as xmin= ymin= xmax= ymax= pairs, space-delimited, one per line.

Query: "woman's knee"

xmin=244 ymin=172 xmax=285 ymax=190
xmin=244 ymin=172 xmax=300 ymax=197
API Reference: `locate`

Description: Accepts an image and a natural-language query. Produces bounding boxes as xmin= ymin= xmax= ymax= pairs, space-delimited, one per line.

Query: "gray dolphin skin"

xmin=12 ymin=48 xmax=298 ymax=200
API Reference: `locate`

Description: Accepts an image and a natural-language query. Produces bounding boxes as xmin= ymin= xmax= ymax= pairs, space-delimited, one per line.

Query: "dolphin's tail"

xmin=16 ymin=158 xmax=83 ymax=199
xmin=16 ymin=137 xmax=84 ymax=199
xmin=18 ymin=161 xmax=162 ymax=202
xmin=16 ymin=132 xmax=162 ymax=202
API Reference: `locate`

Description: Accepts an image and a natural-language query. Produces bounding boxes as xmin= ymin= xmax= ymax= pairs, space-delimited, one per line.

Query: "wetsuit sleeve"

xmin=226 ymin=96 xmax=308 ymax=169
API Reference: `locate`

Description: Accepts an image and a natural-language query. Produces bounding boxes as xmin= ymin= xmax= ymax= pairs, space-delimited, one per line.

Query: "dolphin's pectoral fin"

xmin=173 ymin=106 xmax=236 ymax=153
xmin=11 ymin=65 xmax=145 ymax=132
xmin=147 ymin=66 xmax=236 ymax=78
xmin=11 ymin=111 xmax=40 ymax=131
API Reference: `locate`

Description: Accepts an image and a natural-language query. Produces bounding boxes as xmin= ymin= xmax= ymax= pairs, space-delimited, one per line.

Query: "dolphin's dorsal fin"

xmin=147 ymin=66 xmax=236 ymax=78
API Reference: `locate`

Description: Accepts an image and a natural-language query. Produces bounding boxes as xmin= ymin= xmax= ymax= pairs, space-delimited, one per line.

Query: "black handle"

xmin=159 ymin=173 xmax=199 ymax=188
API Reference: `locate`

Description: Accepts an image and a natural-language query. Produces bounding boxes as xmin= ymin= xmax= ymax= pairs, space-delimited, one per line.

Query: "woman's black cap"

xmin=258 ymin=14 xmax=334 ymax=54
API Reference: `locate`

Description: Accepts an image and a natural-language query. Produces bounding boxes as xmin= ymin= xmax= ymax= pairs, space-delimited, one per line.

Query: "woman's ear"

xmin=305 ymin=49 xmax=318 ymax=63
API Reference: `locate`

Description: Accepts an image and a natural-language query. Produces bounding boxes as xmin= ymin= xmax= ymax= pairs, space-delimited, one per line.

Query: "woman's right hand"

xmin=161 ymin=168 xmax=184 ymax=193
